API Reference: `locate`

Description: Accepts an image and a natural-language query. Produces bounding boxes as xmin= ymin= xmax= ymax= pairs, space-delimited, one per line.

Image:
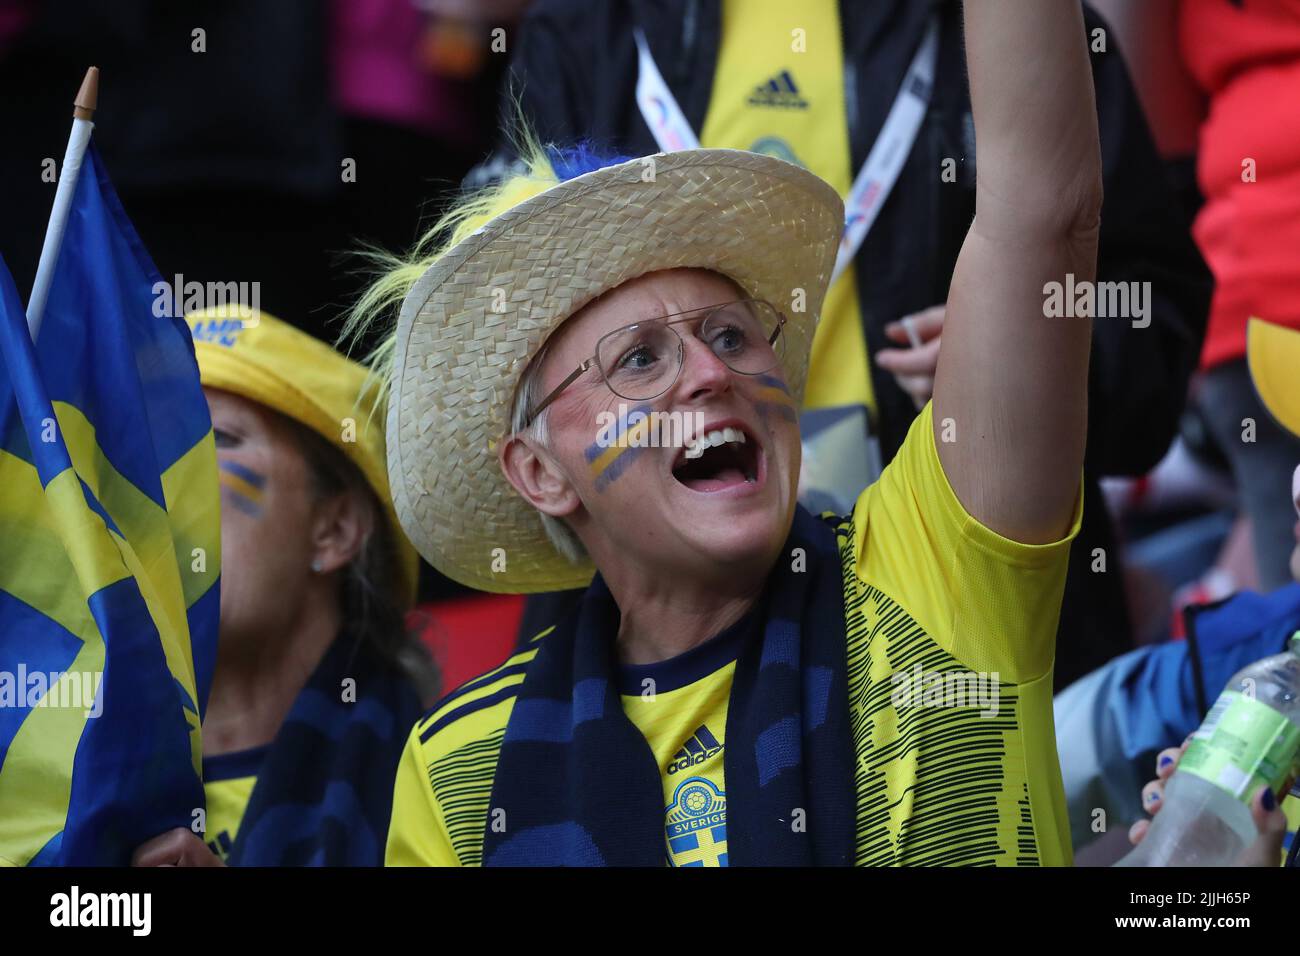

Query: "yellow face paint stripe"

xmin=589 ymin=413 xmax=656 ymax=481
xmin=218 ymin=469 xmax=263 ymax=503
xmin=755 ymin=385 xmax=796 ymax=408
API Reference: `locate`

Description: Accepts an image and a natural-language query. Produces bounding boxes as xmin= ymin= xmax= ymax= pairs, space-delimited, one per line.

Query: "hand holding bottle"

xmin=1127 ymin=739 xmax=1291 ymax=867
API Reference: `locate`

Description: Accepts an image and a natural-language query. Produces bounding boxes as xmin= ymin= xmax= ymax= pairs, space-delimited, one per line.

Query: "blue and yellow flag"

xmin=0 ymin=144 xmax=220 ymax=866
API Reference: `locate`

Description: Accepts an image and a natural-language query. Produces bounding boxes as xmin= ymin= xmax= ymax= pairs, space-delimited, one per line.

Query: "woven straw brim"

xmin=388 ymin=149 xmax=843 ymax=593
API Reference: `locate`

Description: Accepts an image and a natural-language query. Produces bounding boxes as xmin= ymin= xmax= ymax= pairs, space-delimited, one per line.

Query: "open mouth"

xmin=671 ymin=424 xmax=762 ymax=493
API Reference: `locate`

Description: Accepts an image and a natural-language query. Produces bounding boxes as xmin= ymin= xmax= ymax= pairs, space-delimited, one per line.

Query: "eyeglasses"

xmin=520 ymin=299 xmax=787 ymax=430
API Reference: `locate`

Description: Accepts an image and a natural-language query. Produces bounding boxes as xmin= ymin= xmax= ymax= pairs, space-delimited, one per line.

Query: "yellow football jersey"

xmin=701 ymin=0 xmax=872 ymax=415
xmin=622 ymin=659 xmax=735 ymax=866
xmin=201 ymin=747 xmax=265 ymax=862
xmin=386 ymin=404 xmax=1079 ymax=866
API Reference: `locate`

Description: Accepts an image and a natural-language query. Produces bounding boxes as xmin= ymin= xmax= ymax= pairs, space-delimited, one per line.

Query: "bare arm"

xmin=933 ymin=0 xmax=1103 ymax=545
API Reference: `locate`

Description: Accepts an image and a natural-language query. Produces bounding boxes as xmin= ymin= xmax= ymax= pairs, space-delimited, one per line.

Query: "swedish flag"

xmin=0 ymin=145 xmax=220 ymax=865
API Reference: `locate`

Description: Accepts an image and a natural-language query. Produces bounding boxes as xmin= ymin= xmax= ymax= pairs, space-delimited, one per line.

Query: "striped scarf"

xmin=483 ymin=506 xmax=855 ymax=865
xmin=227 ymin=635 xmax=424 ymax=866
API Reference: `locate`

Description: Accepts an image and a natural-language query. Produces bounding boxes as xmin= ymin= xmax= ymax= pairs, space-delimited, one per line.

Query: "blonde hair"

xmin=341 ymin=124 xmax=592 ymax=567
xmin=507 ymin=345 xmax=589 ymax=565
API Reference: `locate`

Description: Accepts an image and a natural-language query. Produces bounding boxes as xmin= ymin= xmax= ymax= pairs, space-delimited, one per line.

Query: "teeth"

xmin=681 ymin=426 xmax=748 ymax=461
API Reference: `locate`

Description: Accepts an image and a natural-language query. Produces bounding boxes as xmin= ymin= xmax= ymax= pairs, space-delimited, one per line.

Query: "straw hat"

xmin=388 ymin=149 xmax=844 ymax=593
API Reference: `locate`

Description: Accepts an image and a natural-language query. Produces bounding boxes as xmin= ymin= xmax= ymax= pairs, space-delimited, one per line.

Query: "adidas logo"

xmin=668 ymin=724 xmax=723 ymax=774
xmin=748 ymin=70 xmax=808 ymax=109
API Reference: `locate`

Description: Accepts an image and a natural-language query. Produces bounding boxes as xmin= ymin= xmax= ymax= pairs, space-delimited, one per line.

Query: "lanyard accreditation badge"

xmin=634 ymin=15 xmax=940 ymax=513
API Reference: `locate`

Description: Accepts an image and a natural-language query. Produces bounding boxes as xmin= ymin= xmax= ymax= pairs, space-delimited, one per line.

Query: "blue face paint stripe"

xmin=219 ymin=459 xmax=266 ymax=488
xmin=587 ymin=418 xmax=655 ymax=477
xmin=754 ymin=374 xmax=797 ymax=424
xmin=218 ymin=460 xmax=265 ymax=517
xmin=584 ymin=402 xmax=655 ymax=463
xmin=586 ymin=403 xmax=658 ymax=492
xmin=222 ymin=488 xmax=261 ymax=517
xmin=593 ymin=445 xmax=647 ymax=492
xmin=757 ymin=400 xmax=798 ymax=424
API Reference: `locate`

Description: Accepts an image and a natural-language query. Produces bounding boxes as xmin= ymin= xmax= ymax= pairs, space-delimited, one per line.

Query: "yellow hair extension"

xmin=339 ymin=120 xmax=562 ymax=423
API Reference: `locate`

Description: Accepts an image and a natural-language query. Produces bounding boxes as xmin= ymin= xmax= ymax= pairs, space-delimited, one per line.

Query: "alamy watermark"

xmin=1043 ymin=273 xmax=1151 ymax=328
xmin=151 ymin=273 xmax=261 ymax=320
xmin=594 ymin=404 xmax=709 ymax=449
xmin=0 ymin=666 xmax=103 ymax=718
xmin=50 ymin=886 xmax=150 ymax=936
xmin=890 ymin=664 xmax=1000 ymax=718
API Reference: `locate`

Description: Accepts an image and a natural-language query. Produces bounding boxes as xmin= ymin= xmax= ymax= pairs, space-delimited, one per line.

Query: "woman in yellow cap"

xmin=131 ymin=307 xmax=436 ymax=866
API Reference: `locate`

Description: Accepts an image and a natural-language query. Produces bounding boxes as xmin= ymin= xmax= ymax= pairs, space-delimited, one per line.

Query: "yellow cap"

xmin=186 ymin=307 xmax=419 ymax=606
xmin=1248 ymin=318 xmax=1300 ymax=441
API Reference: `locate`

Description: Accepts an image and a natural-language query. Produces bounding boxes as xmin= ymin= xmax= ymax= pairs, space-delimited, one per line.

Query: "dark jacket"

xmin=497 ymin=0 xmax=1213 ymax=688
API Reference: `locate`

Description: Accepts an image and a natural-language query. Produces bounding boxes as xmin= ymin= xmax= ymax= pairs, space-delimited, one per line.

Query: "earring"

xmin=310 ymin=559 xmax=324 ymax=573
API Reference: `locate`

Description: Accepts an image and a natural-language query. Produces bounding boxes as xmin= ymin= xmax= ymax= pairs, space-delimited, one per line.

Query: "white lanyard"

xmin=634 ymin=15 xmax=940 ymax=285
xmin=634 ymin=26 xmax=702 ymax=152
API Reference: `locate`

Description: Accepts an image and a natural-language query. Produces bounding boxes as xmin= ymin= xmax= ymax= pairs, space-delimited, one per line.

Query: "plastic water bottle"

xmin=1116 ymin=635 xmax=1300 ymax=866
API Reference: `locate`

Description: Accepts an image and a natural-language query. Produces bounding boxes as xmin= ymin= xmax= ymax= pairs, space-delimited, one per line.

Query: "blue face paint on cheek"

xmin=754 ymin=374 xmax=798 ymax=424
xmin=218 ymin=460 xmax=266 ymax=518
xmin=755 ymin=400 xmax=798 ymax=425
xmin=585 ymin=403 xmax=655 ymax=493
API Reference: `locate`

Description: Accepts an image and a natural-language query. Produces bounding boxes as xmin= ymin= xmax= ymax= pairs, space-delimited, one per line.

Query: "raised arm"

xmin=934 ymin=0 xmax=1103 ymax=544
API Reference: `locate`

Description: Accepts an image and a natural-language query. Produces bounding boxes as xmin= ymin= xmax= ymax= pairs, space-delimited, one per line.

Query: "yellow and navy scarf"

xmin=483 ymin=506 xmax=855 ymax=865
xmin=226 ymin=636 xmax=424 ymax=866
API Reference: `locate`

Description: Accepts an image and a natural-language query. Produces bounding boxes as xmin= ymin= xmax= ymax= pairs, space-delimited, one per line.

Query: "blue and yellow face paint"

xmin=218 ymin=460 xmax=266 ymax=518
xmin=754 ymin=374 xmax=797 ymax=424
xmin=585 ymin=403 xmax=656 ymax=492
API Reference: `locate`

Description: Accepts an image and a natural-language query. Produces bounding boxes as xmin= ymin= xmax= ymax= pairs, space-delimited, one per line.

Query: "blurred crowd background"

xmin=2 ymin=0 xmax=1299 ymax=863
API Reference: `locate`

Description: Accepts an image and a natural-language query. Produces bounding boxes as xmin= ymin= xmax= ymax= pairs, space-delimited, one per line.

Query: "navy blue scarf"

xmin=483 ymin=506 xmax=855 ymax=866
xmin=226 ymin=635 xmax=424 ymax=866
